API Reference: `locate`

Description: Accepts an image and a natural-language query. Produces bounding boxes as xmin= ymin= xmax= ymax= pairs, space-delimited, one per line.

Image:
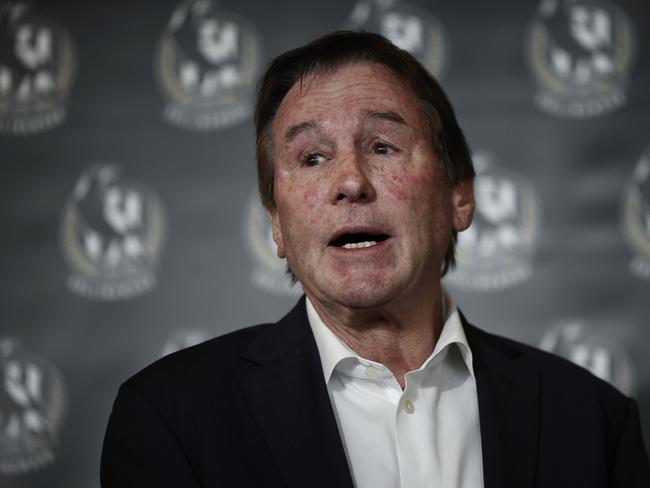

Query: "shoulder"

xmin=466 ymin=322 xmax=631 ymax=420
xmin=119 ymin=297 xmax=310 ymax=410
xmin=122 ymin=322 xmax=274 ymax=405
xmin=466 ymin=323 xmax=650 ymax=481
xmin=469 ymin=323 xmax=624 ymax=392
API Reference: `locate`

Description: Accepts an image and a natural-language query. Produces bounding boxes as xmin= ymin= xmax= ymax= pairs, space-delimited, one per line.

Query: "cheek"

xmin=275 ymin=180 xmax=322 ymax=241
xmin=298 ymin=173 xmax=331 ymax=212
xmin=279 ymin=169 xmax=324 ymax=209
xmin=384 ymin=168 xmax=432 ymax=205
xmin=383 ymin=166 xmax=453 ymax=236
xmin=281 ymin=185 xmax=321 ymax=221
xmin=301 ymin=185 xmax=320 ymax=208
xmin=388 ymin=174 xmax=407 ymax=200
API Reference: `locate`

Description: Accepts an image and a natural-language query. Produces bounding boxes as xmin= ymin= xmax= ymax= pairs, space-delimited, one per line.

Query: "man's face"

xmin=269 ymin=63 xmax=473 ymax=309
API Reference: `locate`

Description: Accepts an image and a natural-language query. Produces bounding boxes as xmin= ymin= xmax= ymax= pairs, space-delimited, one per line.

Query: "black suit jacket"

xmin=101 ymin=297 xmax=650 ymax=487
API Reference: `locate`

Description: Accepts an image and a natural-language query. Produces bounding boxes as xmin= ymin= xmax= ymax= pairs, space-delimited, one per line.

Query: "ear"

xmin=451 ymin=179 xmax=475 ymax=232
xmin=267 ymin=208 xmax=286 ymax=259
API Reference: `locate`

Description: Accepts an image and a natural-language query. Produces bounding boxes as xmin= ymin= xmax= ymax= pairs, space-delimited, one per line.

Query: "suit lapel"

xmin=463 ymin=318 xmax=540 ymax=488
xmin=238 ymin=298 xmax=354 ymax=488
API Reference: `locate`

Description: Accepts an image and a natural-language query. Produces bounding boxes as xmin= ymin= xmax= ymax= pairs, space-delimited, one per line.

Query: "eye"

xmin=304 ymin=153 xmax=325 ymax=166
xmin=373 ymin=143 xmax=395 ymax=155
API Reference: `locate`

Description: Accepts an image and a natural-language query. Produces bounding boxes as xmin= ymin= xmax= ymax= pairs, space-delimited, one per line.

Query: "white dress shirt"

xmin=306 ymin=294 xmax=484 ymax=488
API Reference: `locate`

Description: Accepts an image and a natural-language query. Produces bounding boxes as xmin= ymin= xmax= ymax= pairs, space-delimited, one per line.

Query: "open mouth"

xmin=329 ymin=232 xmax=390 ymax=249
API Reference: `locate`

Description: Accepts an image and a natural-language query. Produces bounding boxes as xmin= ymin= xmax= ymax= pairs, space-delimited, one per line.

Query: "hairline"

xmin=260 ymin=59 xmax=453 ymax=210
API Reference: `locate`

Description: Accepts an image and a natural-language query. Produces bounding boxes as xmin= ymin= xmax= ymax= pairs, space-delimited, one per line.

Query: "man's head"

xmin=254 ymin=31 xmax=474 ymax=307
xmin=256 ymin=31 xmax=474 ymax=277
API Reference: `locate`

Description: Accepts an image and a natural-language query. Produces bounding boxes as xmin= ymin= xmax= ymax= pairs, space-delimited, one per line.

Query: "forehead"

xmin=272 ymin=63 xmax=426 ymax=139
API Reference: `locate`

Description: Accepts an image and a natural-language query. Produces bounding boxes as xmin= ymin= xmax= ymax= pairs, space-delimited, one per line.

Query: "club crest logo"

xmin=243 ymin=187 xmax=302 ymax=296
xmin=446 ymin=152 xmax=541 ymax=292
xmin=60 ymin=164 xmax=167 ymax=301
xmin=0 ymin=2 xmax=76 ymax=135
xmin=155 ymin=0 xmax=262 ymax=130
xmin=621 ymin=147 xmax=650 ymax=281
xmin=541 ymin=319 xmax=636 ymax=395
xmin=161 ymin=328 xmax=211 ymax=357
xmin=0 ymin=339 xmax=66 ymax=475
xmin=346 ymin=0 xmax=449 ymax=78
xmin=526 ymin=0 xmax=636 ymax=118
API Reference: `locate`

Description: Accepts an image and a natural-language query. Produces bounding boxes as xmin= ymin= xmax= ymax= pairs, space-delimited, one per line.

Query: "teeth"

xmin=343 ymin=241 xmax=377 ymax=249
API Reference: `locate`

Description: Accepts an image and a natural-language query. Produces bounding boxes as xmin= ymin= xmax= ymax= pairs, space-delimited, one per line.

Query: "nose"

xmin=328 ymin=152 xmax=376 ymax=205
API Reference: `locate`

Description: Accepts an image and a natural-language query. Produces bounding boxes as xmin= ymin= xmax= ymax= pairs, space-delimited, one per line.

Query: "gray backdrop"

xmin=1 ymin=0 xmax=649 ymax=486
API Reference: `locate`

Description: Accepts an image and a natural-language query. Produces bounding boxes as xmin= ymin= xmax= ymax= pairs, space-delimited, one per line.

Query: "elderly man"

xmin=101 ymin=31 xmax=650 ymax=487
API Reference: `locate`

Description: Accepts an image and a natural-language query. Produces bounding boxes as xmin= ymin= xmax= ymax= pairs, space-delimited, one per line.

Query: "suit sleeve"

xmin=100 ymin=382 xmax=201 ymax=488
xmin=611 ymin=397 xmax=650 ymax=487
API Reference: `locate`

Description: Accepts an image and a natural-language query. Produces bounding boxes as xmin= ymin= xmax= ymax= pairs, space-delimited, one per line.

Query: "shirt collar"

xmin=306 ymin=292 xmax=475 ymax=384
xmin=306 ymin=297 xmax=358 ymax=383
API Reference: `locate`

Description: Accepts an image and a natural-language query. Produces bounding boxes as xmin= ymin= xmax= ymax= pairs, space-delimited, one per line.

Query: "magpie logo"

xmin=526 ymin=0 xmax=636 ymax=118
xmin=347 ymin=0 xmax=449 ymax=78
xmin=60 ymin=164 xmax=167 ymax=300
xmin=242 ymin=187 xmax=302 ymax=296
xmin=0 ymin=339 xmax=66 ymax=474
xmin=446 ymin=152 xmax=541 ymax=292
xmin=155 ymin=0 xmax=262 ymax=130
xmin=541 ymin=319 xmax=636 ymax=395
xmin=622 ymin=147 xmax=650 ymax=281
xmin=0 ymin=2 xmax=76 ymax=134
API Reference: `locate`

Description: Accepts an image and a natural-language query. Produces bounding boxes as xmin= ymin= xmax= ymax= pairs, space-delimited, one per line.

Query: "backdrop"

xmin=1 ymin=0 xmax=649 ymax=486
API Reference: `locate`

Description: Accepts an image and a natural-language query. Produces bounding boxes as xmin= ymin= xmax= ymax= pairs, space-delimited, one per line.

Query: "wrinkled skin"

xmin=270 ymin=63 xmax=473 ymax=319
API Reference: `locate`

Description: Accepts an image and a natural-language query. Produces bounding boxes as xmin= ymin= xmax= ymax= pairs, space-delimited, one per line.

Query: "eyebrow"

xmin=284 ymin=120 xmax=319 ymax=143
xmin=361 ymin=110 xmax=407 ymax=126
xmin=282 ymin=110 xmax=407 ymax=144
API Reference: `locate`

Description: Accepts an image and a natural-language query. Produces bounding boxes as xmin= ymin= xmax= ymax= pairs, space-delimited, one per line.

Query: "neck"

xmin=307 ymin=284 xmax=445 ymax=389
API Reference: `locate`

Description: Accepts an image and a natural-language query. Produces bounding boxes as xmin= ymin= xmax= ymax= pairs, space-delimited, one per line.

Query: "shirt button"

xmin=403 ymin=399 xmax=415 ymax=414
xmin=365 ymin=366 xmax=379 ymax=378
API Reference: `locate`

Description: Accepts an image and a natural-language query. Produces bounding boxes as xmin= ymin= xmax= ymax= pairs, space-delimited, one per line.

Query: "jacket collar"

xmin=238 ymin=297 xmax=355 ymax=488
xmin=462 ymin=312 xmax=541 ymax=488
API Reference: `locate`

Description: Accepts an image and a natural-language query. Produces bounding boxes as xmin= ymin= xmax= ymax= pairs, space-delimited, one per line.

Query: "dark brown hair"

xmin=255 ymin=31 xmax=474 ymax=275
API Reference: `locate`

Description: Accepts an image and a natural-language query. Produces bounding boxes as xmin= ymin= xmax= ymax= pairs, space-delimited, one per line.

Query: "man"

xmin=101 ymin=31 xmax=650 ymax=487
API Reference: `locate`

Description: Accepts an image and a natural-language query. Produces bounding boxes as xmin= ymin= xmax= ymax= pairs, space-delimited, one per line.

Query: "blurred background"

xmin=0 ymin=0 xmax=649 ymax=486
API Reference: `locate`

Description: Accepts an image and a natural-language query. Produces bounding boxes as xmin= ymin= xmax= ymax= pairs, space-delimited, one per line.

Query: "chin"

xmin=317 ymin=279 xmax=399 ymax=309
